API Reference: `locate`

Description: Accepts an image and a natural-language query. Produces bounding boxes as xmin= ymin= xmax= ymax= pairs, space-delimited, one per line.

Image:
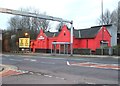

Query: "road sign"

xmin=19 ymin=38 xmax=30 ymax=48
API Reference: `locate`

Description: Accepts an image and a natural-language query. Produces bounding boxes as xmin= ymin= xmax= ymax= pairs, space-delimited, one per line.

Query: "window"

xmin=100 ymin=41 xmax=108 ymax=48
xmin=64 ymin=31 xmax=66 ymax=36
xmin=64 ymin=33 xmax=66 ymax=36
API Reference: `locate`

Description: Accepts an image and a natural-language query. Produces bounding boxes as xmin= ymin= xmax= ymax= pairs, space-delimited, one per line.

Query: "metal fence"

xmin=96 ymin=48 xmax=120 ymax=56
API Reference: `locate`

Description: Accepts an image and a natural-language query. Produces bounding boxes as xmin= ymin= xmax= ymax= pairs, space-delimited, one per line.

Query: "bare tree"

xmin=55 ymin=22 xmax=63 ymax=31
xmin=8 ymin=16 xmax=21 ymax=34
xmin=55 ymin=22 xmax=68 ymax=31
xmin=111 ymin=9 xmax=118 ymax=26
xmin=97 ymin=8 xmax=118 ymax=29
xmin=97 ymin=9 xmax=111 ymax=25
xmin=6 ymin=7 xmax=50 ymax=51
xmin=7 ymin=7 xmax=50 ymax=39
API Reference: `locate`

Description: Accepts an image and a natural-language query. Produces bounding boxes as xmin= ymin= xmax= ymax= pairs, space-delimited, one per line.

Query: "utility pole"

xmin=118 ymin=1 xmax=120 ymax=32
xmin=101 ymin=0 xmax=103 ymax=26
xmin=101 ymin=0 xmax=104 ymax=55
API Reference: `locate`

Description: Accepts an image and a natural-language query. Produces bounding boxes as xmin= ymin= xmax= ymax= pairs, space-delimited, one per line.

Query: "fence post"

xmin=109 ymin=47 xmax=112 ymax=56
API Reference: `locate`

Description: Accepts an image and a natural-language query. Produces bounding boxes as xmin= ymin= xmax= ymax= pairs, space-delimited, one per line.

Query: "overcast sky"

xmin=0 ymin=0 xmax=119 ymax=30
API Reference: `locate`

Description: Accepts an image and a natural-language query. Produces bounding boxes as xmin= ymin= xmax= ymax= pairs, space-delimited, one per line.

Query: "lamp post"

xmin=24 ymin=32 xmax=31 ymax=52
xmin=70 ymin=21 xmax=73 ymax=56
xmin=24 ymin=32 xmax=29 ymax=37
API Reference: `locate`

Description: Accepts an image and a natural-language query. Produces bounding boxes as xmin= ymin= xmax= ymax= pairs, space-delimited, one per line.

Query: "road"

xmin=1 ymin=54 xmax=119 ymax=84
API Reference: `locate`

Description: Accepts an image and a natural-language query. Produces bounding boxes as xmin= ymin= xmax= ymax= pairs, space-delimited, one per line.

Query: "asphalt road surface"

xmin=1 ymin=54 xmax=119 ymax=84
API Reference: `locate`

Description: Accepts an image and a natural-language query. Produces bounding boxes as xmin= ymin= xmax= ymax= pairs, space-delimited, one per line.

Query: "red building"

xmin=31 ymin=25 xmax=111 ymax=53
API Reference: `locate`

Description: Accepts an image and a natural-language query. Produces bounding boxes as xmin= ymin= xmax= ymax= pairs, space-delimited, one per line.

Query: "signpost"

xmin=19 ymin=38 xmax=30 ymax=48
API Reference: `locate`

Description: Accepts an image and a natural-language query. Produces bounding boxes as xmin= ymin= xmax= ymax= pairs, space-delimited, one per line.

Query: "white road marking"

xmin=67 ymin=61 xmax=70 ymax=66
xmin=112 ymin=64 xmax=118 ymax=66
xmin=48 ymin=75 xmax=52 ymax=78
xmin=24 ymin=58 xmax=30 ymax=60
xmin=85 ymin=82 xmax=96 ymax=84
xmin=55 ymin=77 xmax=60 ymax=79
xmin=16 ymin=70 xmax=22 ymax=72
xmin=9 ymin=59 xmax=22 ymax=61
xmin=41 ymin=62 xmax=55 ymax=65
xmin=60 ymin=78 xmax=65 ymax=80
xmin=88 ymin=62 xmax=118 ymax=66
xmin=3 ymin=55 xmax=10 ymax=57
xmin=15 ymin=69 xmax=65 ymax=80
xmin=41 ymin=74 xmax=65 ymax=79
xmin=36 ymin=73 xmax=53 ymax=78
xmin=30 ymin=59 xmax=37 ymax=62
xmin=16 ymin=70 xmax=28 ymax=73
xmin=89 ymin=65 xmax=96 ymax=67
xmin=21 ymin=55 xmax=33 ymax=58
xmin=29 ymin=72 xmax=34 ymax=74
xmin=23 ymin=71 xmax=29 ymax=73
xmin=37 ymin=73 xmax=41 ymax=75
xmin=44 ymin=74 xmax=52 ymax=78
xmin=40 ymin=57 xmax=66 ymax=60
xmin=9 ymin=59 xmax=15 ymax=60
xmin=67 ymin=61 xmax=120 ymax=70
xmin=24 ymin=58 xmax=37 ymax=62
xmin=55 ymin=76 xmax=65 ymax=80
xmin=3 ymin=55 xmax=15 ymax=57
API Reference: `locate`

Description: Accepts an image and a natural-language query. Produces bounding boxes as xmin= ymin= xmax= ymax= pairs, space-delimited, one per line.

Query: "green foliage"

xmin=112 ymin=45 xmax=120 ymax=48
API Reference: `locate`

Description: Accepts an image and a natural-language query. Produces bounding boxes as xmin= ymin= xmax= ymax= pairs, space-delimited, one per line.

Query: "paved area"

xmin=1 ymin=64 xmax=119 ymax=84
xmin=67 ymin=61 xmax=120 ymax=70
xmin=1 ymin=53 xmax=120 ymax=71
xmin=0 ymin=64 xmax=23 ymax=77
xmin=0 ymin=66 xmax=4 ymax=72
xmin=1 ymin=53 xmax=119 ymax=84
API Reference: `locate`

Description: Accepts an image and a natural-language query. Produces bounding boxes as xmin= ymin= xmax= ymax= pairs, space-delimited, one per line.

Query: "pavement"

xmin=0 ymin=64 xmax=18 ymax=72
xmin=2 ymin=52 xmax=120 ymax=59
xmin=1 ymin=53 xmax=120 ymax=84
xmin=0 ymin=64 xmax=23 ymax=77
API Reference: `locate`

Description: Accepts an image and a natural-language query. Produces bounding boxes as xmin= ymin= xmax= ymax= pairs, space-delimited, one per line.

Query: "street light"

xmin=24 ymin=32 xmax=29 ymax=37
xmin=70 ymin=21 xmax=73 ymax=56
xmin=24 ymin=32 xmax=31 ymax=52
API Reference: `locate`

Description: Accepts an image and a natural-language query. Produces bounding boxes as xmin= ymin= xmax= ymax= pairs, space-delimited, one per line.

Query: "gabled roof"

xmin=91 ymin=24 xmax=112 ymax=28
xmin=73 ymin=24 xmax=113 ymax=38
xmin=44 ymin=25 xmax=101 ymax=38
xmin=74 ymin=27 xmax=101 ymax=38
xmin=44 ymin=31 xmax=59 ymax=37
xmin=81 ymin=27 xmax=100 ymax=38
xmin=42 ymin=24 xmax=111 ymax=38
xmin=44 ymin=25 xmax=68 ymax=37
xmin=73 ymin=29 xmax=81 ymax=38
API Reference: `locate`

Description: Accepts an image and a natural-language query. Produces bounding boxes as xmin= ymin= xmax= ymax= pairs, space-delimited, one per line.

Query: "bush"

xmin=112 ymin=45 xmax=120 ymax=48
